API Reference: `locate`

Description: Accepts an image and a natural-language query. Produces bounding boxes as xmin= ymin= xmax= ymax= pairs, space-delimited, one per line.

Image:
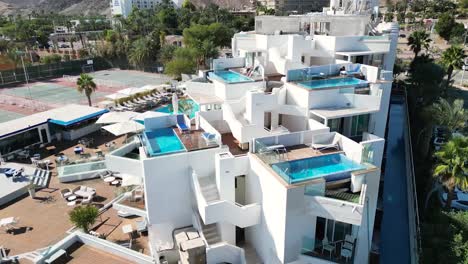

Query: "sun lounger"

xmin=176 ymin=115 xmax=190 ymax=134
xmin=311 ymin=132 xmax=341 ymax=151
xmin=202 ymin=132 xmax=217 ymax=145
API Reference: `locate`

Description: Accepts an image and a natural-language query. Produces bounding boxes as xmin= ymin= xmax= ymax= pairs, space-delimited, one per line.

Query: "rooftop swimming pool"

xmin=297 ymin=77 xmax=368 ymax=90
xmin=144 ymin=128 xmax=186 ymax=156
xmin=155 ymin=99 xmax=199 ymax=119
xmin=209 ymin=70 xmax=254 ymax=84
xmin=271 ymin=153 xmax=366 ymax=184
xmin=58 ymin=161 xmax=107 ymax=177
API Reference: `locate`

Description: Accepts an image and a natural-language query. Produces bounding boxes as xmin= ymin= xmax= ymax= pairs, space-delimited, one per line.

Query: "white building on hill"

xmin=110 ymin=0 xmax=182 ymax=18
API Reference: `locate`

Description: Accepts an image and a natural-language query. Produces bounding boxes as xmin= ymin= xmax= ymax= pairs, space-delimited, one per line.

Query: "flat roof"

xmin=336 ymin=50 xmax=388 ymax=56
xmin=0 ymin=104 xmax=108 ymax=139
xmin=186 ymin=91 xmax=224 ymax=105
xmin=310 ymin=105 xmax=380 ymax=119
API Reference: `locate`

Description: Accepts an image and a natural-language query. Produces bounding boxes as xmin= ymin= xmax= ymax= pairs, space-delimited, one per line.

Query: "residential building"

xmin=258 ymin=0 xmax=329 ymax=13
xmin=110 ymin=0 xmax=182 ymax=18
xmin=101 ymin=11 xmax=398 ymax=264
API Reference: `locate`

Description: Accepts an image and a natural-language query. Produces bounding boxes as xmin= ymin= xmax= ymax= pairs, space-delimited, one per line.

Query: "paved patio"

xmin=174 ymin=126 xmax=219 ymax=152
xmin=91 ymin=209 xmax=150 ymax=255
xmin=67 ymin=242 xmax=136 ymax=264
xmin=0 ymin=175 xmax=119 ymax=257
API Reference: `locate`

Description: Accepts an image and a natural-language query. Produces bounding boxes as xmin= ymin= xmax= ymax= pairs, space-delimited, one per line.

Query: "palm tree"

xmin=407 ymin=30 xmax=431 ymax=58
xmin=430 ymin=98 xmax=468 ymax=134
xmin=433 ymin=136 xmax=468 ymax=209
xmin=76 ymin=73 xmax=97 ymax=106
xmin=441 ymin=46 xmax=466 ymax=93
xmin=128 ymin=38 xmax=156 ymax=69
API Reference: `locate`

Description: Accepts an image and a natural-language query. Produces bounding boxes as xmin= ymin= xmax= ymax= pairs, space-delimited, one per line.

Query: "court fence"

xmin=0 ymin=57 xmax=112 ymax=88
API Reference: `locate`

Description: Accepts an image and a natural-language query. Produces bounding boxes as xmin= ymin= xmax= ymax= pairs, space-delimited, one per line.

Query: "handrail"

xmin=403 ymin=89 xmax=421 ymax=263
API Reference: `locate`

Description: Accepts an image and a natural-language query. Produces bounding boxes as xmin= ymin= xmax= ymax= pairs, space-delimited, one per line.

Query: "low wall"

xmin=0 ymin=185 xmax=28 ymax=207
xmin=57 ymin=161 xmax=107 ymax=183
xmin=62 ymin=124 xmax=101 ymax=141
xmin=35 ymin=231 xmax=154 ymax=264
xmin=113 ymin=200 xmax=147 ymax=218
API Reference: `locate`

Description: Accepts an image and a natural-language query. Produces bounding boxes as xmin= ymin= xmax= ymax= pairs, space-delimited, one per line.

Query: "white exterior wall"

xmin=245 ymin=155 xmax=289 ymax=263
xmin=143 ymin=147 xmax=225 ymax=230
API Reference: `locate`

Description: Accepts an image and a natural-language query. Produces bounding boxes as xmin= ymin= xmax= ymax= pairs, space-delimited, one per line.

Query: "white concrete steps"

xmin=202 ymin=223 xmax=221 ymax=245
xmin=198 ymin=176 xmax=220 ymax=202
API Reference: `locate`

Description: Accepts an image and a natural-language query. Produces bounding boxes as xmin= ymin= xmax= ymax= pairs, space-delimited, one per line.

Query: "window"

xmin=301 ymin=56 xmax=305 ymax=63
xmin=0 ymin=129 xmax=41 ymax=154
xmin=328 ymin=118 xmax=343 ymax=133
xmin=351 ymin=114 xmax=370 ymax=137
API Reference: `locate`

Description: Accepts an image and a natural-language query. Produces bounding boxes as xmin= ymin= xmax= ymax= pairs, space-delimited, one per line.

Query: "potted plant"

xmin=69 ymin=205 xmax=99 ymax=233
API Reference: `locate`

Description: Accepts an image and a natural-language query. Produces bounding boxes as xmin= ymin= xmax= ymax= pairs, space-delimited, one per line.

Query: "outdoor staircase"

xmin=202 ymin=223 xmax=222 ymax=245
xmin=198 ymin=176 xmax=220 ymax=202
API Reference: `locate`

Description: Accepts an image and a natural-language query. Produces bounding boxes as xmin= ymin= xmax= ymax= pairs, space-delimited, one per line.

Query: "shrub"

xmin=69 ymin=205 xmax=99 ymax=233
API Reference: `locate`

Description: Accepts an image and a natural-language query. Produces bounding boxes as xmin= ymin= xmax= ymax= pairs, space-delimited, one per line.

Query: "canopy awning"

xmin=121 ymin=173 xmax=143 ymax=187
xmin=135 ymin=111 xmax=169 ymax=121
xmin=102 ymin=121 xmax=144 ymax=136
xmin=96 ymin=111 xmax=139 ymax=124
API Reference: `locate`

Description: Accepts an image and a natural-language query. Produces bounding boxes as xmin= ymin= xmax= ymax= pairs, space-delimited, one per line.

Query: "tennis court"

xmin=2 ymin=83 xmax=110 ymax=105
xmin=90 ymin=70 xmax=172 ymax=88
xmin=0 ymin=109 xmax=24 ymax=123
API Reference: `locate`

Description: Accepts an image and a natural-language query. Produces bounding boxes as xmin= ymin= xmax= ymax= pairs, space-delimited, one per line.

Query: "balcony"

xmin=191 ymin=173 xmax=261 ymax=228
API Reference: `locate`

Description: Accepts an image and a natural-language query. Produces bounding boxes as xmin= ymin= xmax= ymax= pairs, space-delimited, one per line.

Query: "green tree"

xmin=69 ymin=205 xmax=99 ymax=233
xmin=128 ymin=37 xmax=160 ymax=69
xmin=435 ymin=13 xmax=457 ymax=42
xmin=384 ymin=12 xmax=394 ymax=22
xmin=159 ymin=44 xmax=177 ymax=64
xmin=430 ymin=98 xmax=468 ymax=133
xmin=164 ymin=47 xmax=197 ymax=80
xmin=441 ymin=46 xmax=466 ymax=93
xmin=76 ymin=73 xmax=97 ymax=106
xmin=397 ymin=12 xmax=406 ymax=24
xmin=406 ymin=12 xmax=416 ymax=24
xmin=407 ymin=30 xmax=431 ymax=58
xmin=433 ymin=136 xmax=468 ymax=209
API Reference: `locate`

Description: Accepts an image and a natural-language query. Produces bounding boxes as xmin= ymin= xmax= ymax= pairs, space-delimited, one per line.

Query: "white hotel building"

xmin=103 ymin=8 xmax=398 ymax=264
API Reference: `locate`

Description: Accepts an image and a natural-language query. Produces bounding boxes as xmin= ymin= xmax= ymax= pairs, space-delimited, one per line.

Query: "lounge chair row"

xmin=113 ymin=92 xmax=173 ymax=112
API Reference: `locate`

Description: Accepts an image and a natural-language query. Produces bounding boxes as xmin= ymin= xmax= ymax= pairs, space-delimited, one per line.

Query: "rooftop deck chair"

xmin=341 ymin=64 xmax=361 ymax=76
xmin=321 ymin=237 xmax=335 ymax=259
xmin=202 ymin=132 xmax=217 ymax=145
xmin=176 ymin=115 xmax=190 ymax=134
xmin=311 ymin=132 xmax=341 ymax=151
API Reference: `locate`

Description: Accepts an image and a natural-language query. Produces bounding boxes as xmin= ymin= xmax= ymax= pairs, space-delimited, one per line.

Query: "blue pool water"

xmin=380 ymin=96 xmax=411 ymax=263
xmin=209 ymin=70 xmax=254 ymax=83
xmin=143 ymin=128 xmax=185 ymax=156
xmin=272 ymin=153 xmax=366 ymax=184
xmin=298 ymin=77 xmax=368 ymax=90
xmin=155 ymin=99 xmax=199 ymax=119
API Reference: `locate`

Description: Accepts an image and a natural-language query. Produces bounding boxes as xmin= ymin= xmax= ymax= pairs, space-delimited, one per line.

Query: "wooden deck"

xmin=284 ymin=145 xmax=339 ymax=161
xmin=174 ymin=126 xmax=219 ymax=152
xmin=222 ymin=133 xmax=248 ymax=156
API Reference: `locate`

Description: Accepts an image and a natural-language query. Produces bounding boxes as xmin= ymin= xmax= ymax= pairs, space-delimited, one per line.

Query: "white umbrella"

xmin=102 ymin=121 xmax=144 ymax=136
xmin=172 ymin=93 xmax=179 ymax=114
xmin=117 ymin=87 xmax=139 ymax=96
xmin=135 ymin=111 xmax=169 ymax=121
xmin=121 ymin=173 xmax=143 ymax=187
xmin=96 ymin=111 xmax=139 ymax=124
xmin=105 ymin=93 xmax=128 ymax=100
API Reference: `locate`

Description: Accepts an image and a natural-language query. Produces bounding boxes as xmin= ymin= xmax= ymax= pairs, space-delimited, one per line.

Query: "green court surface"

xmin=2 ymin=83 xmax=109 ymax=105
xmin=90 ymin=70 xmax=171 ymax=87
xmin=0 ymin=109 xmax=24 ymax=123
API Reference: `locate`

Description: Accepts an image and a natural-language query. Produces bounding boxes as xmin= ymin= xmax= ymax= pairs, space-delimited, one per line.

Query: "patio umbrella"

xmin=172 ymin=93 xmax=179 ymax=114
xmin=121 ymin=173 xmax=143 ymax=187
xmin=96 ymin=111 xmax=139 ymax=124
xmin=134 ymin=111 xmax=169 ymax=121
xmin=105 ymin=93 xmax=128 ymax=100
xmin=117 ymin=87 xmax=139 ymax=96
xmin=102 ymin=121 xmax=144 ymax=136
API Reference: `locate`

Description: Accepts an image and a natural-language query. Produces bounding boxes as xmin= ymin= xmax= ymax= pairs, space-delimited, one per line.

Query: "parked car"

xmin=59 ymin=43 xmax=70 ymax=48
xmin=399 ymin=34 xmax=406 ymax=38
xmin=433 ymin=137 xmax=446 ymax=150
xmin=440 ymin=191 xmax=468 ymax=211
